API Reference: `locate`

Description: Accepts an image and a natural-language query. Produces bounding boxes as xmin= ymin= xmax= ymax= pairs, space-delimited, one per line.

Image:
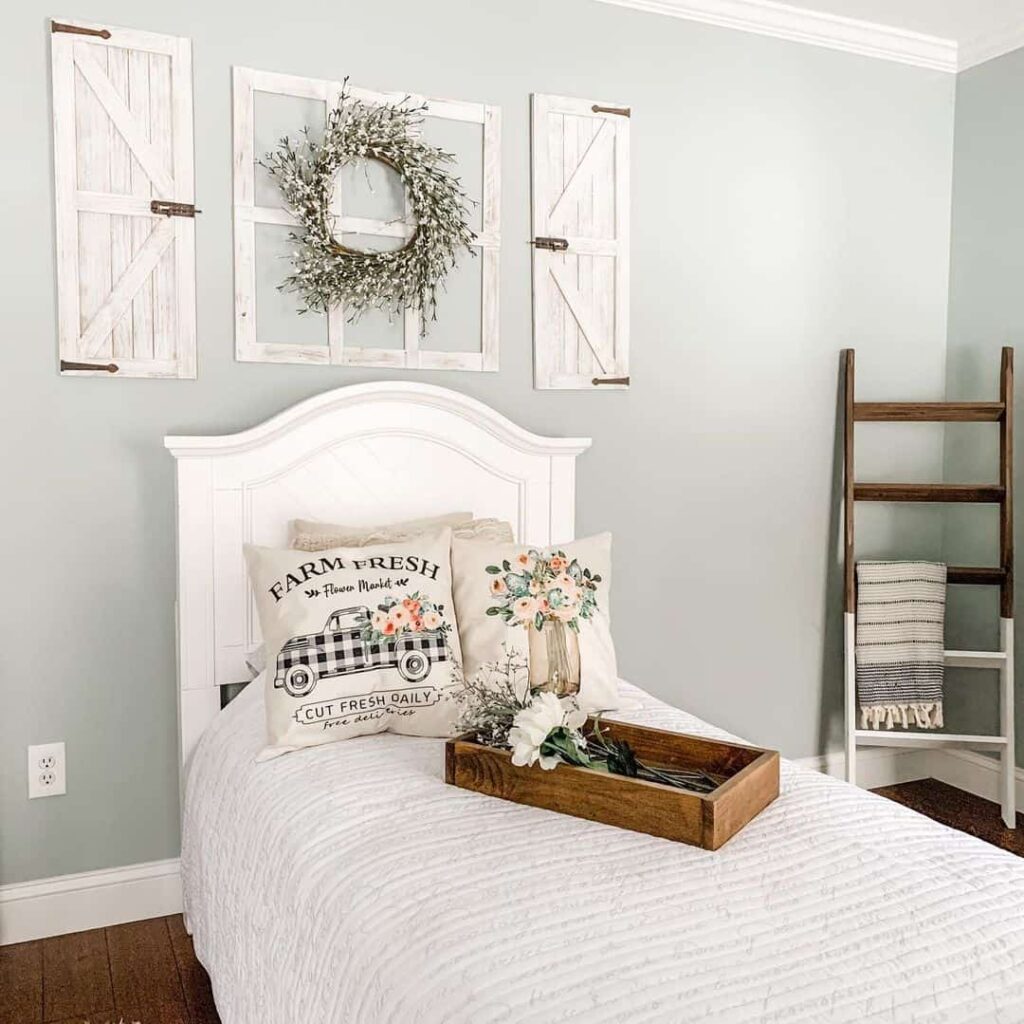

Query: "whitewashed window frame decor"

xmin=50 ymin=18 xmax=196 ymax=379
xmin=233 ymin=67 xmax=501 ymax=371
xmin=531 ymin=94 xmax=630 ymax=391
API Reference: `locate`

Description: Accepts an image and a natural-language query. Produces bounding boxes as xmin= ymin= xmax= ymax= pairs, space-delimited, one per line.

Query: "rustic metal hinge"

xmin=532 ymin=237 xmax=569 ymax=252
xmin=51 ymin=21 xmax=111 ymax=39
xmin=592 ymin=104 xmax=630 ymax=117
xmin=61 ymin=360 xmax=119 ymax=374
xmin=151 ymin=200 xmax=200 ymax=218
xmin=593 ymin=376 xmax=630 ymax=386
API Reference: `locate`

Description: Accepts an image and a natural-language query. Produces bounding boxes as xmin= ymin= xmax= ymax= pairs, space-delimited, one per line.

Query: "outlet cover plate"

xmin=28 ymin=742 xmax=66 ymax=799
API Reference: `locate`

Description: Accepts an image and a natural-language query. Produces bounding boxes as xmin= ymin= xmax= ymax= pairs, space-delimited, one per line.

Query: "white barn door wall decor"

xmin=50 ymin=19 xmax=196 ymax=378
xmin=233 ymin=68 xmax=500 ymax=370
xmin=531 ymin=94 xmax=629 ymax=390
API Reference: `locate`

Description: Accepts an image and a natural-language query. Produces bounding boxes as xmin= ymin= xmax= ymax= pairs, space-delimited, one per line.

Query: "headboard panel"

xmin=165 ymin=382 xmax=591 ymax=775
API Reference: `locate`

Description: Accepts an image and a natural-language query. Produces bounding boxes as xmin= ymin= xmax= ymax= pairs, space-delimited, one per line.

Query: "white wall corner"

xmin=0 ymin=858 xmax=182 ymax=945
xmin=592 ymin=0 xmax=958 ymax=73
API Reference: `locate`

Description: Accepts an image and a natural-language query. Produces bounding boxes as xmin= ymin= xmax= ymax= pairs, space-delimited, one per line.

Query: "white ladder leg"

xmin=845 ymin=611 xmax=857 ymax=786
xmin=1000 ymin=617 xmax=1016 ymax=828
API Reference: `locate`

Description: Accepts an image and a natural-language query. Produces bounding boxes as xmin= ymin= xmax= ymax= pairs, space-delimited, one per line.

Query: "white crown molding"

xmin=958 ymin=22 xmax=1024 ymax=72
xmin=0 ymin=857 xmax=182 ymax=945
xmin=594 ymin=0 xmax=959 ymax=73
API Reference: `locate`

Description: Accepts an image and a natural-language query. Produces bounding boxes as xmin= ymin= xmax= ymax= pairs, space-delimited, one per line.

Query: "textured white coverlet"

xmin=182 ymin=681 xmax=1024 ymax=1023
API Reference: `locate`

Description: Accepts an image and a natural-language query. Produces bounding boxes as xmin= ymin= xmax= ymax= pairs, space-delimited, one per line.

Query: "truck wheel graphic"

xmin=398 ymin=649 xmax=431 ymax=683
xmin=284 ymin=662 xmax=317 ymax=697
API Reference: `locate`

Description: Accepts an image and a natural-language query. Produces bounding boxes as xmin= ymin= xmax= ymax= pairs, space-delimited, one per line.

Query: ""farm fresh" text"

xmin=268 ymin=554 xmax=441 ymax=603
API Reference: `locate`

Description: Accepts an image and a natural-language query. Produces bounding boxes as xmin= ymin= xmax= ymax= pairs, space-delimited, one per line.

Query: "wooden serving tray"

xmin=445 ymin=718 xmax=779 ymax=850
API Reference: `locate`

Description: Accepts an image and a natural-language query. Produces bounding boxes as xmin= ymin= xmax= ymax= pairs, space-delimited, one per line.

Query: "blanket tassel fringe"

xmin=860 ymin=702 xmax=944 ymax=731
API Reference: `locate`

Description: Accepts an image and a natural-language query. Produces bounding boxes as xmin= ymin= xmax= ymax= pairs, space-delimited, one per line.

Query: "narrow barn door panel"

xmin=531 ymin=94 xmax=629 ymax=390
xmin=50 ymin=20 xmax=196 ymax=378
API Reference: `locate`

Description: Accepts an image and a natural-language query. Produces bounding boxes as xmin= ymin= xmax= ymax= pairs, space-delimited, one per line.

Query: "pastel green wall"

xmin=0 ymin=0 xmax=956 ymax=884
xmin=943 ymin=47 xmax=1024 ymax=757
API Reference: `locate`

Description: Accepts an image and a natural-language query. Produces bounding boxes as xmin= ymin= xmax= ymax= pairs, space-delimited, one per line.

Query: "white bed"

xmin=168 ymin=383 xmax=1024 ymax=1023
xmin=183 ymin=677 xmax=1024 ymax=1023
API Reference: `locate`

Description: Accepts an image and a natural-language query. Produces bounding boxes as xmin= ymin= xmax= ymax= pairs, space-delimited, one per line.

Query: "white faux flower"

xmin=508 ymin=692 xmax=587 ymax=770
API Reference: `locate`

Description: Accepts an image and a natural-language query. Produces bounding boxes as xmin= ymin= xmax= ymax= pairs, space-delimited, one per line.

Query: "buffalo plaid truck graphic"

xmin=275 ymin=606 xmax=449 ymax=697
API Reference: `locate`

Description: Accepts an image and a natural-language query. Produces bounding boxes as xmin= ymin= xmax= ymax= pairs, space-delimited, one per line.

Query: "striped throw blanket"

xmin=856 ymin=561 xmax=946 ymax=730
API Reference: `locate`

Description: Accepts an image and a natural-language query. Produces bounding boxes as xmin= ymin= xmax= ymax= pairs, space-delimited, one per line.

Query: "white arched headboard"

xmin=165 ymin=382 xmax=591 ymax=772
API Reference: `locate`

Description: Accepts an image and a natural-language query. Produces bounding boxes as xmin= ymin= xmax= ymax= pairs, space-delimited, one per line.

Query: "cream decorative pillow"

xmin=243 ymin=512 xmax=513 ymax=683
xmin=452 ymin=533 xmax=619 ymax=712
xmin=244 ymin=531 xmax=463 ymax=758
xmin=291 ymin=513 xmax=513 ymax=550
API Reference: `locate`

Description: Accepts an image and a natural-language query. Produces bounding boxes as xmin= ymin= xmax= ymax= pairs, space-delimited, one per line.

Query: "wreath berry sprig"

xmin=262 ymin=81 xmax=476 ymax=333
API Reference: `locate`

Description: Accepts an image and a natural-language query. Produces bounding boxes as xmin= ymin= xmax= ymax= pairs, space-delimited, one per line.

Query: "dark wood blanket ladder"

xmin=843 ymin=347 xmax=1016 ymax=828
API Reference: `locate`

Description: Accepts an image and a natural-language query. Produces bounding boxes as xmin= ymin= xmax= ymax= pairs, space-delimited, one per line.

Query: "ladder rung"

xmin=854 ymin=483 xmax=1004 ymax=503
xmin=854 ymin=402 xmax=1005 ymax=422
xmin=944 ymin=649 xmax=1007 ymax=668
xmin=947 ymin=566 xmax=1007 ymax=585
xmin=854 ymin=730 xmax=1008 ymax=749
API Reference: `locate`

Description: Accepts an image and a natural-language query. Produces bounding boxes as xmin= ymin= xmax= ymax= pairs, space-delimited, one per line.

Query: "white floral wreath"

xmin=262 ymin=82 xmax=476 ymax=333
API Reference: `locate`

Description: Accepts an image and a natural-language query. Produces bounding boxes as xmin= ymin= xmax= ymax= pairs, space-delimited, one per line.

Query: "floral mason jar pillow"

xmin=245 ymin=530 xmax=463 ymax=759
xmin=451 ymin=533 xmax=620 ymax=712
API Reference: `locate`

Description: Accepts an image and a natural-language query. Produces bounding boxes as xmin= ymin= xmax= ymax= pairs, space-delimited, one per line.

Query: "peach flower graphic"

xmin=484 ymin=548 xmax=602 ymax=696
xmin=357 ymin=592 xmax=451 ymax=645
xmin=485 ymin=549 xmax=601 ymax=635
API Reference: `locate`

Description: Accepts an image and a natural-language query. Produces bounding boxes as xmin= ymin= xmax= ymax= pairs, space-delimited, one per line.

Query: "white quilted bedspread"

xmin=182 ymin=681 xmax=1024 ymax=1024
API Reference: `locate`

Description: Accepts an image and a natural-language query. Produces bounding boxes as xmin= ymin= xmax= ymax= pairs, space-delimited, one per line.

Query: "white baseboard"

xmin=0 ymin=857 xmax=182 ymax=945
xmin=793 ymin=746 xmax=930 ymax=789
xmin=795 ymin=746 xmax=1024 ymax=811
xmin=3 ymin=747 xmax=1018 ymax=946
xmin=927 ymin=748 xmax=1024 ymax=808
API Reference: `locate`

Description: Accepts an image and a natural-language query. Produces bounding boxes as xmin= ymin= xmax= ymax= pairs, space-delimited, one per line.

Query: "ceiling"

xmin=801 ymin=0 xmax=1023 ymax=48
xmin=596 ymin=0 xmax=1024 ymax=72
xmin=806 ymin=0 xmax=1024 ymax=44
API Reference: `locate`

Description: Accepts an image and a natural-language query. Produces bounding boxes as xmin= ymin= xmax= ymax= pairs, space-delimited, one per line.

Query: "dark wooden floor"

xmin=0 ymin=915 xmax=219 ymax=1024
xmin=873 ymin=777 xmax=1024 ymax=855
xmin=3 ymin=779 xmax=1020 ymax=1023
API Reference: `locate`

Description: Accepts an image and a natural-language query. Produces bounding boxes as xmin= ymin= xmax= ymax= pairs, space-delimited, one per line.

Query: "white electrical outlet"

xmin=28 ymin=742 xmax=66 ymax=799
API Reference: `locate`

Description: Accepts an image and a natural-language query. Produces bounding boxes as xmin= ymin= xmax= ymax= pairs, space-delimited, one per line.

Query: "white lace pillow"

xmin=245 ymin=530 xmax=463 ymax=758
xmin=451 ymin=533 xmax=620 ymax=712
xmin=290 ymin=512 xmax=513 ymax=551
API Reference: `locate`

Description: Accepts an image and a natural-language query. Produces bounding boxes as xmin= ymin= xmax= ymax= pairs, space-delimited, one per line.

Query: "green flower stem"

xmin=636 ymin=765 xmax=718 ymax=793
xmin=540 ymin=728 xmax=592 ymax=768
xmin=577 ymin=718 xmax=719 ymax=793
